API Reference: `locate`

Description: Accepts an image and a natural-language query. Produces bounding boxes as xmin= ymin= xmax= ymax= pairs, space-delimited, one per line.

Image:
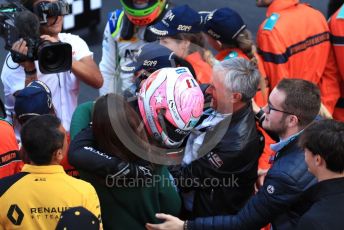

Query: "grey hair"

xmin=213 ymin=58 xmax=261 ymax=102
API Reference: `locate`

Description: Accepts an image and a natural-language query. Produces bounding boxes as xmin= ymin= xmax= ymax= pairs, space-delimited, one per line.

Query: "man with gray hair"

xmin=147 ymin=78 xmax=321 ymax=230
xmin=169 ymin=58 xmax=264 ymax=218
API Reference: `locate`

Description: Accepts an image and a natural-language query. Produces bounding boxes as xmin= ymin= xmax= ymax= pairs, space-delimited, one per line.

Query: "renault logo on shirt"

xmin=7 ymin=204 xmax=24 ymax=225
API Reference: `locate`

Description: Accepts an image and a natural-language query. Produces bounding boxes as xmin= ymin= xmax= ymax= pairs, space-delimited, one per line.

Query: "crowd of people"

xmin=0 ymin=0 xmax=344 ymax=229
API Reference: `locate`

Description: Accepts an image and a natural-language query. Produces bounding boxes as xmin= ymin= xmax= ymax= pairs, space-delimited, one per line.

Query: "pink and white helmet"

xmin=138 ymin=67 xmax=204 ymax=148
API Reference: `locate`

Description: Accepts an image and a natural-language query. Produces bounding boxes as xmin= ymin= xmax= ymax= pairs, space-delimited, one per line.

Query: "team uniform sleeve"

xmin=318 ymin=47 xmax=341 ymax=114
xmin=330 ymin=11 xmax=344 ymax=81
xmin=68 ymin=127 xmax=154 ymax=179
xmin=257 ymin=27 xmax=290 ymax=89
xmin=69 ymin=101 xmax=94 ymax=140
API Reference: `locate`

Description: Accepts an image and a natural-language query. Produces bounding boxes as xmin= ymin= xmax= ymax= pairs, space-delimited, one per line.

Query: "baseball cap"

xmin=148 ymin=5 xmax=203 ymax=37
xmin=122 ymin=42 xmax=177 ymax=73
xmin=202 ymin=7 xmax=246 ymax=44
xmin=14 ymin=80 xmax=53 ymax=121
xmin=55 ymin=207 xmax=100 ymax=230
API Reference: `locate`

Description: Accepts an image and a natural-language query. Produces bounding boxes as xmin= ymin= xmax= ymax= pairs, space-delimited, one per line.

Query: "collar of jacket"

xmin=230 ymin=102 xmax=252 ymax=123
xmin=303 ymin=177 xmax=344 ymax=203
xmin=200 ymin=102 xmax=252 ymax=134
xmin=272 ymin=134 xmax=301 ymax=162
xmin=266 ymin=0 xmax=299 ymax=17
xmin=199 ymin=101 xmax=251 ymax=125
xmin=21 ymin=164 xmax=66 ymax=174
xmin=270 ymin=129 xmax=303 ymax=152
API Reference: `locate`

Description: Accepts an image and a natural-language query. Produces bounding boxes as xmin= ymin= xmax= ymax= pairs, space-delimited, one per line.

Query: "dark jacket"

xmin=172 ymin=104 xmax=264 ymax=217
xmin=70 ymin=128 xmax=181 ymax=230
xmin=296 ymin=177 xmax=344 ymax=230
xmin=187 ymin=134 xmax=317 ymax=230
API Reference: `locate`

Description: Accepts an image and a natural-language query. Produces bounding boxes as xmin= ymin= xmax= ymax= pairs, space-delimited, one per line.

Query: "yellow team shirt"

xmin=0 ymin=164 xmax=101 ymax=230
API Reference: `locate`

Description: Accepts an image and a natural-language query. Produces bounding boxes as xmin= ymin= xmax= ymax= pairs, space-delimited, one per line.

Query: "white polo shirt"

xmin=1 ymin=33 xmax=93 ymax=136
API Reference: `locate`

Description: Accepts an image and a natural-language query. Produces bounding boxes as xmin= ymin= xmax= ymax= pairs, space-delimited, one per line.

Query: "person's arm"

xmin=318 ymin=47 xmax=340 ymax=115
xmin=71 ymin=55 xmax=103 ymax=88
xmin=68 ymin=127 xmax=153 ymax=178
xmin=99 ymin=21 xmax=118 ymax=95
xmin=257 ymin=26 xmax=289 ymax=90
xmin=9 ymin=39 xmax=37 ymax=86
xmin=146 ymin=214 xmax=184 ymax=230
xmin=70 ymin=101 xmax=94 ymax=140
xmin=331 ymin=12 xmax=344 ymax=82
xmin=188 ymin=171 xmax=307 ymax=229
xmin=51 ymin=34 xmax=103 ymax=89
xmin=147 ymin=171 xmax=307 ymax=230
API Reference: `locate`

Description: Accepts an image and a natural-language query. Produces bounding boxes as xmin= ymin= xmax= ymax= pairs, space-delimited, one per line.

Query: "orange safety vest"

xmin=0 ymin=120 xmax=23 ymax=178
xmin=215 ymin=48 xmax=274 ymax=171
xmin=257 ymin=0 xmax=337 ymax=112
xmin=328 ymin=4 xmax=344 ymax=121
xmin=185 ymin=52 xmax=213 ymax=84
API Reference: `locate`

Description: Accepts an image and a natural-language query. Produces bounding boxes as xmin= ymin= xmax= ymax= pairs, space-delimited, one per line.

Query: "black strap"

xmin=120 ymin=13 xmax=135 ymax=40
xmin=0 ymin=172 xmax=30 ymax=197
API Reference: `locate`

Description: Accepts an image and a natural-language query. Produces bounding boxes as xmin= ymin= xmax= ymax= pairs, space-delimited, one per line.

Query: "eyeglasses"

xmin=266 ymin=103 xmax=295 ymax=116
xmin=266 ymin=102 xmax=301 ymax=122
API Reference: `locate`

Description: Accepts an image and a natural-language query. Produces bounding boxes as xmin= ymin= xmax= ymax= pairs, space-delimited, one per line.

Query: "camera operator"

xmin=1 ymin=0 xmax=103 ymax=139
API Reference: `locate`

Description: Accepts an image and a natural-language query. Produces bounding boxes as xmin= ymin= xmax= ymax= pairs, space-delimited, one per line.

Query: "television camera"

xmin=0 ymin=0 xmax=72 ymax=73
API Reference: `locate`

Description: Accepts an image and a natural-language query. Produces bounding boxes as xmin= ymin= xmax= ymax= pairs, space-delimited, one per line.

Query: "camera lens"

xmin=37 ymin=40 xmax=72 ymax=74
xmin=41 ymin=46 xmax=63 ymax=69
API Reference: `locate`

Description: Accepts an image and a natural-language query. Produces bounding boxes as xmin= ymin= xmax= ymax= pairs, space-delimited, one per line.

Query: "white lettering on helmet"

xmin=175 ymin=128 xmax=188 ymax=135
